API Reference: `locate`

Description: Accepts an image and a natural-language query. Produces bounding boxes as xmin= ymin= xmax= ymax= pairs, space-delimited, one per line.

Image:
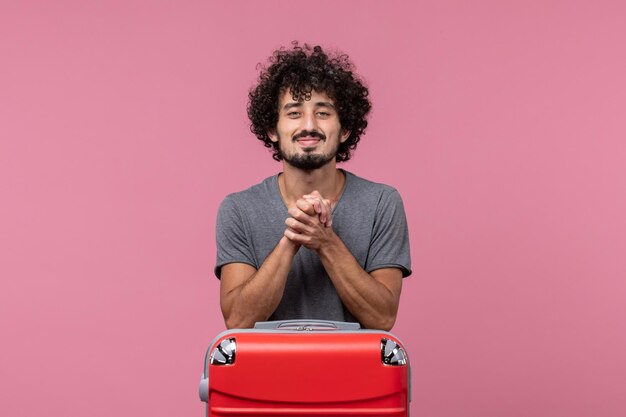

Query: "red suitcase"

xmin=199 ymin=320 xmax=411 ymax=416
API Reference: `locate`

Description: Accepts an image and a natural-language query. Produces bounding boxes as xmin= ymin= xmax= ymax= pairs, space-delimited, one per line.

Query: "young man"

xmin=216 ymin=43 xmax=411 ymax=330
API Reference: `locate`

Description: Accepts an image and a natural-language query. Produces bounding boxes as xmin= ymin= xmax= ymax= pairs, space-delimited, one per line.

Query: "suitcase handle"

xmin=254 ymin=319 xmax=361 ymax=331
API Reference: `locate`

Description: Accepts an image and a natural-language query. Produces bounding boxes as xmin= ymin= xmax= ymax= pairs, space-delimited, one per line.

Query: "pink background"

xmin=1 ymin=1 xmax=625 ymax=416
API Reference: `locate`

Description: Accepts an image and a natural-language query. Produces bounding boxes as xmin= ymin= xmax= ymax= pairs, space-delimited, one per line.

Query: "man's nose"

xmin=301 ymin=112 xmax=318 ymax=131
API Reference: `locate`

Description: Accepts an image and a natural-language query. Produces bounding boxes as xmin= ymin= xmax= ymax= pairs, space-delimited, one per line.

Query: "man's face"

xmin=268 ymin=89 xmax=350 ymax=170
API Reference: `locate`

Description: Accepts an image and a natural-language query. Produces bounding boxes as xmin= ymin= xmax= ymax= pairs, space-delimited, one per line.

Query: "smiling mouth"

xmin=293 ymin=130 xmax=326 ymax=143
xmin=296 ymin=137 xmax=323 ymax=146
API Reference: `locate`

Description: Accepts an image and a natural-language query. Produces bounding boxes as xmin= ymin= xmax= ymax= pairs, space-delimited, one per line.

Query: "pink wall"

xmin=1 ymin=1 xmax=625 ymax=416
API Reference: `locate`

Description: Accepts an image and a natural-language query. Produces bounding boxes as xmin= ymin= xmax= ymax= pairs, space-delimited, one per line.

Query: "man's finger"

xmin=309 ymin=198 xmax=327 ymax=224
xmin=295 ymin=199 xmax=316 ymax=216
xmin=303 ymin=195 xmax=323 ymax=214
xmin=283 ymin=227 xmax=298 ymax=241
xmin=288 ymin=206 xmax=316 ymax=226
xmin=283 ymin=228 xmax=311 ymax=246
xmin=285 ymin=218 xmax=312 ymax=234
xmin=300 ymin=192 xmax=333 ymax=227
xmin=312 ymin=198 xmax=331 ymax=226
xmin=321 ymin=198 xmax=332 ymax=226
xmin=304 ymin=197 xmax=325 ymax=220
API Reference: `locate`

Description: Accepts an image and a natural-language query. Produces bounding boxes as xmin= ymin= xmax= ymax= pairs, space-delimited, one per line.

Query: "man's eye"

xmin=317 ymin=112 xmax=330 ymax=117
xmin=287 ymin=112 xmax=300 ymax=118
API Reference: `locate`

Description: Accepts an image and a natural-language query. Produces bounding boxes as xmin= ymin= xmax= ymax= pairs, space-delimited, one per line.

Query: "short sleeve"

xmin=214 ymin=195 xmax=258 ymax=278
xmin=366 ymin=189 xmax=412 ymax=277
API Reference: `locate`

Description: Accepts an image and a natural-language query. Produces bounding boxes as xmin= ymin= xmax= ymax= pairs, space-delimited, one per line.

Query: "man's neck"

xmin=278 ymin=162 xmax=345 ymax=208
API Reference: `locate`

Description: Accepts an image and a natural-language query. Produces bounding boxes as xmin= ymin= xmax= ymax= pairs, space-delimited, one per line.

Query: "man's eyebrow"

xmin=282 ymin=102 xmax=302 ymax=110
xmin=282 ymin=101 xmax=336 ymax=111
xmin=314 ymin=101 xmax=336 ymax=108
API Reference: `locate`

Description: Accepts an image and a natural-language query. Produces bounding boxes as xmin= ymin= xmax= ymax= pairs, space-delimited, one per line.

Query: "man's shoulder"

xmin=344 ymin=170 xmax=400 ymax=198
xmin=220 ymin=174 xmax=278 ymax=206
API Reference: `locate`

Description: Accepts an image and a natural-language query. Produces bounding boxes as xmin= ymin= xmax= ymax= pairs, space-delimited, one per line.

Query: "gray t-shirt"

xmin=215 ymin=170 xmax=411 ymax=323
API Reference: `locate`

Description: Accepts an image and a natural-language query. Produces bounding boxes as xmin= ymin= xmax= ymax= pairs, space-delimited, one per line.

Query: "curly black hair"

xmin=247 ymin=42 xmax=371 ymax=162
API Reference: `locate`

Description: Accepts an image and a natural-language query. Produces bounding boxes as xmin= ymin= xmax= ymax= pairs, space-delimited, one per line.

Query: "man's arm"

xmin=220 ymin=236 xmax=299 ymax=329
xmin=284 ymin=198 xmax=403 ymax=330
xmin=318 ymin=241 xmax=403 ymax=331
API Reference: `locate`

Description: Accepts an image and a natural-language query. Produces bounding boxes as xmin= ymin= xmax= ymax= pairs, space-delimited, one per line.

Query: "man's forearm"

xmin=317 ymin=233 xmax=401 ymax=330
xmin=221 ymin=237 xmax=299 ymax=328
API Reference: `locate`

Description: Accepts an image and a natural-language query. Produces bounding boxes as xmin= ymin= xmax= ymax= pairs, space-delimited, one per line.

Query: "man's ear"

xmin=340 ymin=129 xmax=351 ymax=143
xmin=267 ymin=129 xmax=278 ymax=143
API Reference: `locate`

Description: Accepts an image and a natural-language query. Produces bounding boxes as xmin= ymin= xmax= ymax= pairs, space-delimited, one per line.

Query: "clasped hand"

xmin=284 ymin=191 xmax=334 ymax=250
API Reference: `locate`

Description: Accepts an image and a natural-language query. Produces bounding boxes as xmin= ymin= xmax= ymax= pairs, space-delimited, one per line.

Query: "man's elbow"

xmin=221 ymin=298 xmax=255 ymax=329
xmin=364 ymin=312 xmax=397 ymax=331
xmin=379 ymin=316 xmax=397 ymax=332
xmin=224 ymin=315 xmax=256 ymax=329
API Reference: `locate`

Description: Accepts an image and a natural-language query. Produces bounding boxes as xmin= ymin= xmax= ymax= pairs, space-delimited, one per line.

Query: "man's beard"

xmin=277 ymin=131 xmax=339 ymax=170
xmin=282 ymin=151 xmax=336 ymax=170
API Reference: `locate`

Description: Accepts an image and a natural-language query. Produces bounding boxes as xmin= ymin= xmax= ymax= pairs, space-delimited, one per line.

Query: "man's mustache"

xmin=292 ymin=130 xmax=326 ymax=141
